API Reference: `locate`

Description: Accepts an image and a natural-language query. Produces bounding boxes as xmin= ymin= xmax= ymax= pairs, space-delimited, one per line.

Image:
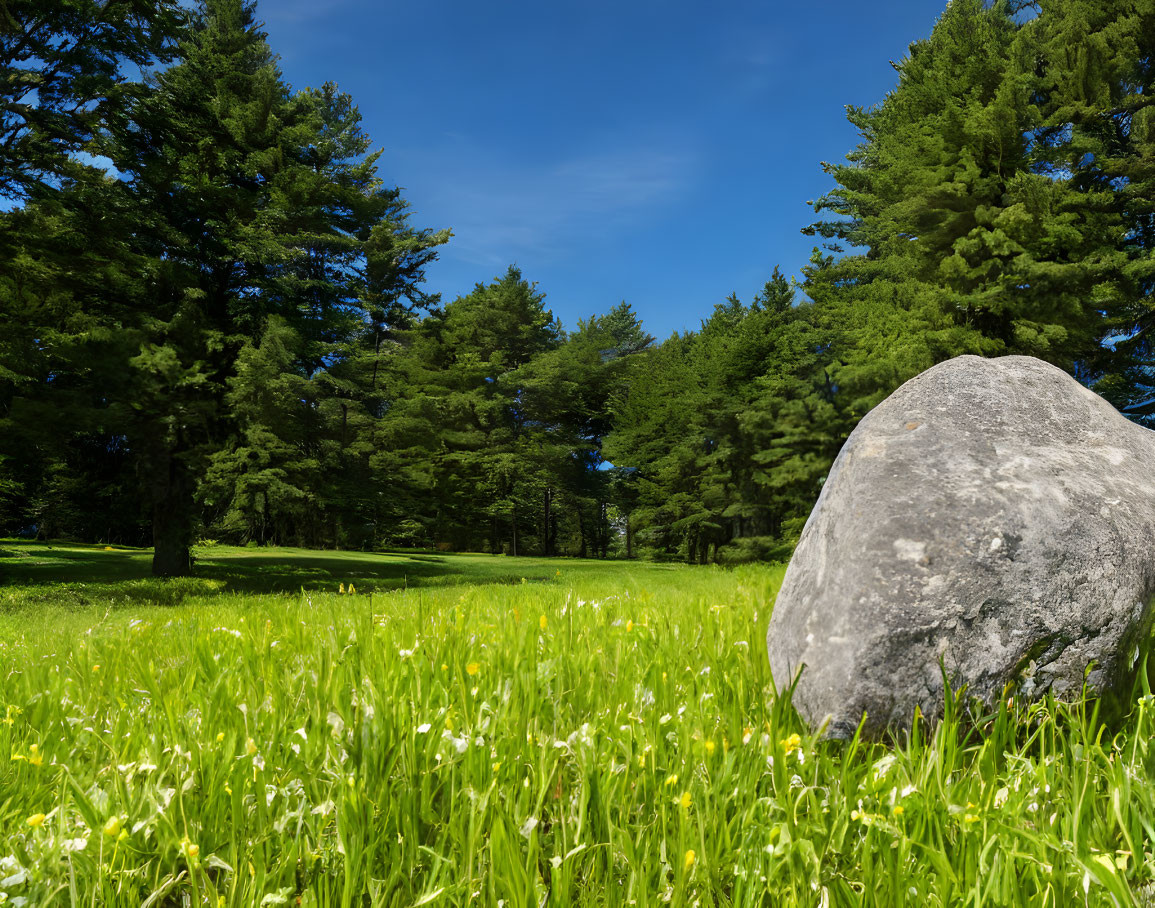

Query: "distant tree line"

xmin=3 ymin=0 xmax=1155 ymax=573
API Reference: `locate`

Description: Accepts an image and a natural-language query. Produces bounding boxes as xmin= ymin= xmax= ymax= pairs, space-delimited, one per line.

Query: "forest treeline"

xmin=3 ymin=0 xmax=1155 ymax=574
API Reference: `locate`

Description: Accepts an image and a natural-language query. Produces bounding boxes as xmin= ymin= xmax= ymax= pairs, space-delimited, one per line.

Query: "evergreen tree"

xmin=1029 ymin=0 xmax=1155 ymax=411
xmin=0 ymin=0 xmax=182 ymax=198
xmin=805 ymin=0 xmax=1118 ymax=417
xmin=373 ymin=267 xmax=561 ymax=553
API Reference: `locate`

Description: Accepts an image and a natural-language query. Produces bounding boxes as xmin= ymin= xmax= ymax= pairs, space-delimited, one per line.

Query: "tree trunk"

xmin=510 ymin=507 xmax=518 ymax=557
xmin=543 ymin=486 xmax=552 ymax=556
xmin=152 ymin=450 xmax=193 ymax=577
xmin=626 ymin=515 xmax=634 ymax=559
xmin=577 ymin=508 xmax=588 ymax=559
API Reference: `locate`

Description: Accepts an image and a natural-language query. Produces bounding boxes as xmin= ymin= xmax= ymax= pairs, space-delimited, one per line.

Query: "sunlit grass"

xmin=1 ymin=548 xmax=1154 ymax=905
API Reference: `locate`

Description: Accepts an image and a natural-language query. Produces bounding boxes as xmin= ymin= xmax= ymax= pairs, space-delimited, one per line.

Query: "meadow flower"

xmin=539 ymin=614 xmax=548 ymax=630
xmin=625 ymin=620 xmax=634 ymax=632
xmin=665 ymin=773 xmax=679 ymax=787
xmin=216 ymin=732 xmax=225 ymax=742
xmin=103 ymin=816 xmax=122 ymax=837
xmin=246 ymin=738 xmax=258 ymax=756
xmin=92 ymin=664 xmax=100 ymax=673
xmin=466 ymin=662 xmax=480 ymax=676
xmin=892 ymin=805 xmax=904 ymax=817
xmin=684 ymin=849 xmax=696 ymax=870
xmin=678 ymin=791 xmax=692 ymax=809
xmin=26 ymin=813 xmax=45 ymax=827
xmin=27 ymin=744 xmax=42 ymax=767
xmin=704 ymin=740 xmax=716 ymax=757
xmin=781 ymin=733 xmax=802 ymax=755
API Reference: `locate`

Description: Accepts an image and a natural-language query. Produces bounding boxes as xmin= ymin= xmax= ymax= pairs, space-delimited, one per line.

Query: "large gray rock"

xmin=767 ymin=355 xmax=1155 ymax=738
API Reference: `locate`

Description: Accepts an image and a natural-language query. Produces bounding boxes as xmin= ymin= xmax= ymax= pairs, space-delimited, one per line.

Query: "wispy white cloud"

xmin=259 ymin=0 xmax=356 ymax=26
xmin=410 ymin=142 xmax=697 ymax=269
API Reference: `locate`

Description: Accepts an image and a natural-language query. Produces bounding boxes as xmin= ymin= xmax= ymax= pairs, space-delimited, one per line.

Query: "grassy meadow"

xmin=1 ymin=542 xmax=1155 ymax=906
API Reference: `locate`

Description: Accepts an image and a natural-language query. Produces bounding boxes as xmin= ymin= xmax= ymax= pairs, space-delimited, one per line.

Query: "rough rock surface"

xmin=766 ymin=355 xmax=1155 ymax=738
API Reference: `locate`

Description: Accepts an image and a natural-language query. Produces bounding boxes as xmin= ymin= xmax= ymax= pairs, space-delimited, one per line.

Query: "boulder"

xmin=766 ymin=355 xmax=1155 ymax=738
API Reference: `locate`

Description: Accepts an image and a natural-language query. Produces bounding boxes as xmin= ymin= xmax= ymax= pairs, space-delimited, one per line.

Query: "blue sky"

xmin=261 ymin=0 xmax=948 ymax=340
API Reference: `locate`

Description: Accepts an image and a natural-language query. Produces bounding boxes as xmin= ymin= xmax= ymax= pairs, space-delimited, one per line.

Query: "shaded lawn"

xmin=0 ymin=539 xmax=687 ymax=610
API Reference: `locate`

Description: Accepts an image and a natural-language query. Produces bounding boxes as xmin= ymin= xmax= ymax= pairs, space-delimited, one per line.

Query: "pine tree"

xmin=1028 ymin=0 xmax=1155 ymax=411
xmin=0 ymin=0 xmax=183 ymax=198
xmin=374 ymin=267 xmax=561 ymax=553
xmin=805 ymin=0 xmax=1117 ymax=414
xmin=99 ymin=0 xmax=446 ymax=573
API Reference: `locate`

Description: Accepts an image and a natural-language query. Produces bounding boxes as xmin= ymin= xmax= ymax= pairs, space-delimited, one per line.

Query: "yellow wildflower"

xmin=27 ymin=744 xmax=43 ymax=767
xmin=103 ymin=816 xmax=122 ymax=838
xmin=216 ymin=732 xmax=225 ymax=743
xmin=626 ymin=620 xmax=634 ymax=632
xmin=246 ymin=738 xmax=258 ymax=756
xmin=781 ymin=733 xmax=802 ymax=755
xmin=684 ymin=849 xmax=696 ymax=870
xmin=964 ymin=814 xmax=980 ymax=824
xmin=665 ymin=773 xmax=678 ymax=787
xmin=339 ymin=583 xmax=345 ymax=594
xmin=678 ymin=791 xmax=692 ymax=809
xmin=704 ymin=740 xmax=716 ymax=757
xmin=440 ymin=663 xmax=448 ymax=672
xmin=92 ymin=664 xmax=100 ymax=673
xmin=26 ymin=813 xmax=45 ymax=827
xmin=348 ymin=584 xmax=356 ymax=595
xmin=539 ymin=614 xmax=547 ymax=631
xmin=893 ymin=805 xmax=904 ymax=817
xmin=466 ymin=662 xmax=480 ymax=676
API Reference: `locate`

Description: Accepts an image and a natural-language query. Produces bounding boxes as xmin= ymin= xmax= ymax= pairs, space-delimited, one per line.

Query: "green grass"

xmin=1 ymin=543 xmax=1154 ymax=906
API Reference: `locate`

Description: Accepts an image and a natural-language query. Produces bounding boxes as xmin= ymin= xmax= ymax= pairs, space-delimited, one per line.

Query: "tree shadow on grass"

xmin=0 ymin=540 xmax=549 ymax=605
